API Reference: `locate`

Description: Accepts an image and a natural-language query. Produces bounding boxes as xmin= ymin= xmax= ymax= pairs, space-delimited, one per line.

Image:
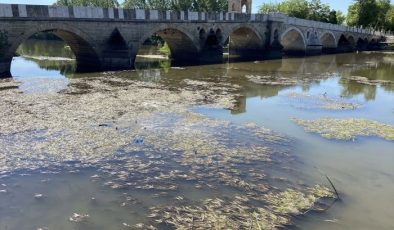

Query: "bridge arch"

xmin=356 ymin=37 xmax=368 ymax=50
xmin=280 ymin=27 xmax=306 ymax=55
xmin=370 ymin=38 xmax=377 ymax=44
xmin=8 ymin=23 xmax=101 ymax=73
xmin=225 ymin=25 xmax=264 ymax=59
xmin=347 ymin=35 xmax=356 ymax=47
xmin=337 ymin=34 xmax=354 ymax=52
xmin=138 ymin=25 xmax=200 ymax=62
xmin=320 ymin=32 xmax=337 ymax=53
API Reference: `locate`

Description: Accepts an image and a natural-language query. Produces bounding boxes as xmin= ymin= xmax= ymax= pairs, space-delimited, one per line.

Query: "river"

xmin=0 ymin=39 xmax=393 ymax=230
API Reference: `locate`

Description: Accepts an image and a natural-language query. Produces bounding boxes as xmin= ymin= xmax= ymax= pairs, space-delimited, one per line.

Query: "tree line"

xmin=259 ymin=0 xmax=394 ymax=32
xmin=54 ymin=0 xmax=228 ymax=11
xmin=347 ymin=0 xmax=393 ymax=32
xmin=258 ymin=0 xmax=345 ymax=25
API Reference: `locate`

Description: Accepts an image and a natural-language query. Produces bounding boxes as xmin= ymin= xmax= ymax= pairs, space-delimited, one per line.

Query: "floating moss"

xmin=293 ymin=118 xmax=394 ymax=141
xmin=286 ymin=92 xmax=359 ymax=110
xmin=146 ymin=185 xmax=334 ymax=229
xmin=0 ymin=76 xmax=336 ymax=229
xmin=265 ymin=189 xmax=317 ymax=215
xmin=245 ymin=73 xmax=332 ymax=86
xmin=346 ymin=76 xmax=394 ymax=86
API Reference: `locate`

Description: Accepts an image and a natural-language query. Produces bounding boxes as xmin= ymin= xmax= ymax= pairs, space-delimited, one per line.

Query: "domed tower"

xmin=228 ymin=0 xmax=252 ymax=13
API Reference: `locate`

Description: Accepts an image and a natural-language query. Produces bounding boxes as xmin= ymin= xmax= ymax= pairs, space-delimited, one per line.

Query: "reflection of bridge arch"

xmin=139 ymin=25 xmax=200 ymax=61
xmin=320 ymin=32 xmax=337 ymax=53
xmin=280 ymin=27 xmax=306 ymax=55
xmin=8 ymin=23 xmax=101 ymax=74
xmin=226 ymin=25 xmax=264 ymax=58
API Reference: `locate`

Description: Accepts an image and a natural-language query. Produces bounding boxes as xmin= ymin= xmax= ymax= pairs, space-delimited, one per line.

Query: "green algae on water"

xmin=292 ymin=118 xmax=394 ymax=141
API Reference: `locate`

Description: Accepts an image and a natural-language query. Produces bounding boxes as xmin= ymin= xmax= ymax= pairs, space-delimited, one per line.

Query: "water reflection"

xmin=12 ymin=39 xmax=394 ymax=99
xmin=16 ymin=39 xmax=75 ymax=59
xmin=21 ymin=56 xmax=76 ymax=76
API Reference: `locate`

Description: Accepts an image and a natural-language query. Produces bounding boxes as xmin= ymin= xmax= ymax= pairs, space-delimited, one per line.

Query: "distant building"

xmin=228 ymin=0 xmax=252 ymax=13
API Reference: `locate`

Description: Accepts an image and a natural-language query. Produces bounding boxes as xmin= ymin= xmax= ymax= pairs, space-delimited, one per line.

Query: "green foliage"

xmin=122 ymin=0 xmax=146 ymax=8
xmin=307 ymin=0 xmax=330 ymax=22
xmin=346 ymin=3 xmax=358 ymax=26
xmin=347 ymin=0 xmax=393 ymax=31
xmin=258 ymin=0 xmax=393 ymax=30
xmin=258 ymin=0 xmax=338 ymax=24
xmin=336 ymin=10 xmax=346 ymax=25
xmin=328 ymin=11 xmax=337 ymax=24
xmin=258 ymin=2 xmax=281 ymax=12
xmin=55 ymin=0 xmax=119 ymax=7
xmin=55 ymin=0 xmax=228 ymax=11
xmin=159 ymin=42 xmax=171 ymax=56
xmin=386 ymin=6 xmax=394 ymax=31
xmin=122 ymin=0 xmax=227 ymax=11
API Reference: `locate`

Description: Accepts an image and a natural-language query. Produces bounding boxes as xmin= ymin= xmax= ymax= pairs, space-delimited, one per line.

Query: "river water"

xmin=0 ymin=39 xmax=393 ymax=230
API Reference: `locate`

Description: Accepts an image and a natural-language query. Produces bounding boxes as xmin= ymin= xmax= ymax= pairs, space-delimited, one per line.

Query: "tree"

xmin=258 ymin=0 xmax=309 ymax=18
xmin=55 ymin=0 xmax=119 ymax=7
xmin=280 ymin=0 xmax=310 ymax=18
xmin=172 ymin=0 xmax=193 ymax=11
xmin=328 ymin=10 xmax=337 ymax=24
xmin=336 ymin=10 xmax=346 ymax=25
xmin=258 ymin=2 xmax=281 ymax=12
xmin=122 ymin=0 xmax=147 ymax=9
xmin=122 ymin=0 xmax=227 ymax=11
xmin=307 ymin=0 xmax=330 ymax=22
xmin=346 ymin=0 xmax=393 ymax=30
xmin=258 ymin=0 xmax=339 ymax=24
xmin=358 ymin=0 xmax=380 ymax=27
xmin=375 ymin=0 xmax=390 ymax=30
xmin=385 ymin=5 xmax=394 ymax=31
xmin=346 ymin=2 xmax=359 ymax=26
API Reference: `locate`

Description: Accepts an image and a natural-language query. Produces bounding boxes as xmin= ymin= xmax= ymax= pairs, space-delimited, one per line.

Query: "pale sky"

xmin=0 ymin=0 xmax=389 ymax=14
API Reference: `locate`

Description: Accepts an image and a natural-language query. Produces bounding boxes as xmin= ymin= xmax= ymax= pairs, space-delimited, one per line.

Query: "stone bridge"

xmin=0 ymin=3 xmax=385 ymax=77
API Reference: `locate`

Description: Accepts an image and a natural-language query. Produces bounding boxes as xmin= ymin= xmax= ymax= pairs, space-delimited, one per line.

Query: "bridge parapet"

xmin=0 ymin=4 xmax=264 ymax=22
xmin=0 ymin=3 xmax=387 ymax=37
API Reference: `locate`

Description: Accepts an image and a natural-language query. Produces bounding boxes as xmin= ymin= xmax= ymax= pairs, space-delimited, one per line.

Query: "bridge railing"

xmin=0 ymin=4 xmax=262 ymax=22
xmin=0 ymin=3 xmax=387 ymax=37
xmin=272 ymin=12 xmax=386 ymax=36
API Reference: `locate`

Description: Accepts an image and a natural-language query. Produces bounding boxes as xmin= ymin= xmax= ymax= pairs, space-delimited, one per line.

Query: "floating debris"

xmin=246 ymin=74 xmax=297 ymax=85
xmin=345 ymin=76 xmax=394 ymax=86
xmin=263 ymin=186 xmax=333 ymax=215
xmin=122 ymin=222 xmax=132 ymax=228
xmin=69 ymin=213 xmax=90 ymax=223
xmin=34 ymin=193 xmax=44 ymax=199
xmin=292 ymin=118 xmax=394 ymax=141
xmin=245 ymin=73 xmax=331 ymax=86
xmin=146 ymin=186 xmax=334 ymax=229
xmin=286 ymin=92 xmax=359 ymax=110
